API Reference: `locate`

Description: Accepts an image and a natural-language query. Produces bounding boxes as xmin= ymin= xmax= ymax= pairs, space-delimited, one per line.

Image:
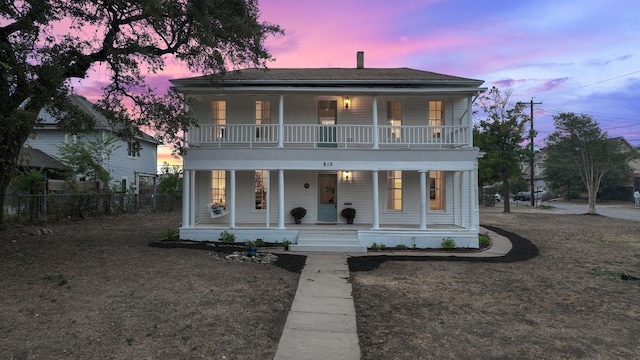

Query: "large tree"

xmin=0 ymin=0 xmax=282 ymax=225
xmin=474 ymin=87 xmax=529 ymax=213
xmin=545 ymin=113 xmax=632 ymax=214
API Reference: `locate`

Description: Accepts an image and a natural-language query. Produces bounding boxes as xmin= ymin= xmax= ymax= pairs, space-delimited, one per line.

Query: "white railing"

xmin=187 ymin=124 xmax=469 ymax=147
xmin=378 ymin=125 xmax=468 ymax=145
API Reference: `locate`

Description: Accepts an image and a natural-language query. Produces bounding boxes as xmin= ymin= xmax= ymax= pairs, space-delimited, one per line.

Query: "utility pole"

xmin=528 ymin=98 xmax=542 ymax=207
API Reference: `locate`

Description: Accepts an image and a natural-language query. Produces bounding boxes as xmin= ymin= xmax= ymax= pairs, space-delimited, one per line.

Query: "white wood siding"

xmin=27 ymin=129 xmax=157 ymax=190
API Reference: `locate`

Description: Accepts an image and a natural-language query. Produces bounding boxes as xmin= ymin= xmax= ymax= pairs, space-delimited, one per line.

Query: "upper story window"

xmin=429 ymin=170 xmax=444 ymax=210
xmin=428 ymin=101 xmax=443 ymax=138
xmin=386 ymin=170 xmax=403 ymax=210
xmin=255 ymin=101 xmax=271 ymax=138
xmin=255 ymin=170 xmax=267 ymax=210
xmin=387 ymin=101 xmax=402 ymax=140
xmin=211 ymin=170 xmax=226 ymax=208
xmin=211 ymin=100 xmax=226 ymax=139
xmin=127 ymin=141 xmax=141 ymax=158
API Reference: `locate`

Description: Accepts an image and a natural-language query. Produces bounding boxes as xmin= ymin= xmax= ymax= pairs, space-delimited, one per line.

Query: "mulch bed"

xmin=348 ymin=225 xmax=539 ymax=272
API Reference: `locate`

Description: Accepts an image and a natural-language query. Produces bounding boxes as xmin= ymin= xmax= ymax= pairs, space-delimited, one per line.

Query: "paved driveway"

xmin=542 ymin=201 xmax=640 ymax=221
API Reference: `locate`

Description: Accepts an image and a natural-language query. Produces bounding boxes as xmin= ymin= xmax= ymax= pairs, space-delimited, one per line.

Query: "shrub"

xmin=163 ymin=228 xmax=177 ymax=241
xmin=441 ymin=237 xmax=456 ymax=249
xmin=479 ymin=233 xmax=491 ymax=247
xmin=219 ymin=230 xmax=236 ymax=244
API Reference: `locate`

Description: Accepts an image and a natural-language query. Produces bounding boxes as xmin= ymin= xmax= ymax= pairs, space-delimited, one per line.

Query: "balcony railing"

xmin=187 ymin=124 xmax=469 ymax=148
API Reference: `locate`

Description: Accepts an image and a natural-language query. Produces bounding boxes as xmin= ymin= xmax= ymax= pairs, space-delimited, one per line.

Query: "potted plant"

xmin=245 ymin=240 xmax=257 ymax=256
xmin=290 ymin=207 xmax=307 ymax=224
xmin=341 ymin=207 xmax=356 ymax=224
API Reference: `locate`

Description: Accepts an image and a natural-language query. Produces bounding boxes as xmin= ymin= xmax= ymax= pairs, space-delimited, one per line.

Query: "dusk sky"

xmin=70 ymin=0 xmax=640 ymax=170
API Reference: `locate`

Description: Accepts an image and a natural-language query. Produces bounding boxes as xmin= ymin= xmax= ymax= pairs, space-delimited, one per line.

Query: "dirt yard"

xmin=0 ymin=212 xmax=303 ymax=360
xmin=350 ymin=207 xmax=640 ymax=359
xmin=3 ymin=206 xmax=640 ymax=359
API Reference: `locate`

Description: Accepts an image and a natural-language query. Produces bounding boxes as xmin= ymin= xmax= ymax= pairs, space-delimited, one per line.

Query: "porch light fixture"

xmin=342 ymin=170 xmax=352 ymax=182
xmin=344 ymin=96 xmax=351 ymax=109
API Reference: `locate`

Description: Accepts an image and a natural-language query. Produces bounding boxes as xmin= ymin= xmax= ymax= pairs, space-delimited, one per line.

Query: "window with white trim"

xmin=428 ymin=100 xmax=443 ymax=138
xmin=386 ymin=170 xmax=403 ymax=210
xmin=254 ymin=170 xmax=267 ymax=210
xmin=127 ymin=141 xmax=141 ymax=158
xmin=211 ymin=170 xmax=226 ymax=207
xmin=255 ymin=101 xmax=271 ymax=138
xmin=387 ymin=101 xmax=402 ymax=140
xmin=211 ymin=100 xmax=226 ymax=139
xmin=429 ymin=170 xmax=444 ymax=210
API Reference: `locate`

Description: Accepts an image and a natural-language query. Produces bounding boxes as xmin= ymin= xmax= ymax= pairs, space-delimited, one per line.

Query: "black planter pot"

xmin=295 ymin=218 xmax=302 ymax=224
xmin=346 ymin=218 xmax=354 ymax=224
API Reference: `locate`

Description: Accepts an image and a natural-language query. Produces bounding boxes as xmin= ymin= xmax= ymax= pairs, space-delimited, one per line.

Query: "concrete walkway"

xmin=273 ymin=228 xmax=511 ymax=360
xmin=274 ymin=254 xmax=360 ymax=360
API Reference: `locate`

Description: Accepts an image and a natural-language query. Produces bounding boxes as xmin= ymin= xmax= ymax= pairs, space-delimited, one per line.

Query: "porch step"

xmin=291 ymin=230 xmax=367 ymax=253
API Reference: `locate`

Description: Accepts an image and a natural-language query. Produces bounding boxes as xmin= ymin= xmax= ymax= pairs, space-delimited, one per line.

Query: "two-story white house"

xmin=26 ymin=94 xmax=159 ymax=194
xmin=171 ymin=53 xmax=485 ymax=252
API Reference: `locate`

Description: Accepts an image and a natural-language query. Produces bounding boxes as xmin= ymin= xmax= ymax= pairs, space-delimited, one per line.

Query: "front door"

xmin=317 ymin=174 xmax=337 ymax=222
xmin=318 ymin=100 xmax=337 ymax=147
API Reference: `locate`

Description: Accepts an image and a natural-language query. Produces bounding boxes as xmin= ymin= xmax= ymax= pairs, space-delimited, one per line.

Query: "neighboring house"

xmin=170 ymin=52 xmax=486 ymax=251
xmin=26 ymin=94 xmax=159 ymax=194
xmin=610 ymin=137 xmax=640 ymax=199
xmin=520 ymin=149 xmax=548 ymax=193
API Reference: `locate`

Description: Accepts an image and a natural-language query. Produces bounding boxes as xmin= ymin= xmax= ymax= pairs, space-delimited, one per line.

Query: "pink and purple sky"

xmin=70 ymin=0 xmax=640 ymax=171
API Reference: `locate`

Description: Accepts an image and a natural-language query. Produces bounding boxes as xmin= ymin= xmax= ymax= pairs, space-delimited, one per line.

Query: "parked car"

xmin=513 ymin=191 xmax=531 ymax=201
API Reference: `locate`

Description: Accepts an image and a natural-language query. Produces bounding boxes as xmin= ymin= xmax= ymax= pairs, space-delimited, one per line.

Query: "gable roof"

xmin=171 ymin=67 xmax=485 ymax=94
xmin=38 ymin=95 xmax=159 ymax=145
xmin=19 ymin=147 xmax=69 ymax=171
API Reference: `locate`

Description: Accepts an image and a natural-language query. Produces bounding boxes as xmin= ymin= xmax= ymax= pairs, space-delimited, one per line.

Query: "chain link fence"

xmin=3 ymin=193 xmax=181 ymax=224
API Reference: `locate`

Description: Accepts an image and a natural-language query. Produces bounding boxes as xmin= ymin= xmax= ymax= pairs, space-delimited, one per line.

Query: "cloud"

xmin=533 ymin=77 xmax=571 ymax=92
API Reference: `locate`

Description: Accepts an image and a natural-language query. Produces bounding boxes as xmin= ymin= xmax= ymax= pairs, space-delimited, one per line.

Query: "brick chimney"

xmin=357 ymin=51 xmax=364 ymax=69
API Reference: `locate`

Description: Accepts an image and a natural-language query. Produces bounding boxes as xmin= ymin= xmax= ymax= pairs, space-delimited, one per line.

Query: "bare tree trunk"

xmin=0 ymin=119 xmax=34 ymax=226
xmin=587 ymin=188 xmax=597 ymax=214
xmin=502 ymin=171 xmax=511 ymax=214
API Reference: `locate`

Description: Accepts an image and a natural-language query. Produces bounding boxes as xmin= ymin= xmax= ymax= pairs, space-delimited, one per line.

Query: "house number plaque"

xmin=322 ymin=162 xmax=334 ymax=167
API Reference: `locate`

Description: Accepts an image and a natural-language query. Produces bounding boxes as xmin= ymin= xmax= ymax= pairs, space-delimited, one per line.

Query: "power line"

xmin=573 ymin=70 xmax=640 ymax=89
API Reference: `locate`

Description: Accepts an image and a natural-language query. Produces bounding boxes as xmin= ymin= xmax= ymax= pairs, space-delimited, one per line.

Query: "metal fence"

xmin=3 ymin=193 xmax=181 ymax=224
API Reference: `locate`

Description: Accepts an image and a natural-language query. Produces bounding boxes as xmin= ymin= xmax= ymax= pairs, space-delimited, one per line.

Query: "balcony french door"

xmin=318 ymin=100 xmax=337 ymax=147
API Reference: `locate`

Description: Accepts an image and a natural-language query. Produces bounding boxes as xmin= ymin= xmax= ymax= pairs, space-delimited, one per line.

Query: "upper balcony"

xmin=187 ymin=124 xmax=471 ymax=149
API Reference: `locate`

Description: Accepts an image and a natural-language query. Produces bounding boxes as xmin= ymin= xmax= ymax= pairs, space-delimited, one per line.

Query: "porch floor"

xmin=192 ymin=222 xmax=465 ymax=230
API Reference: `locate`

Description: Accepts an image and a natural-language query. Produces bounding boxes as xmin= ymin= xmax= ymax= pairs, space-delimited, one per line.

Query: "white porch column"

xmin=265 ymin=170 xmax=271 ymax=227
xmin=372 ymin=170 xmax=380 ymax=229
xmin=189 ymin=170 xmax=196 ymax=227
xmin=472 ymin=162 xmax=479 ymax=230
xmin=278 ymin=169 xmax=285 ymax=229
xmin=372 ymin=95 xmax=379 ymax=149
xmin=278 ymin=95 xmax=284 ymax=148
xmin=229 ymin=170 xmax=236 ymax=228
xmin=419 ymin=170 xmax=427 ymax=230
xmin=453 ymin=171 xmax=464 ymax=226
xmin=181 ymin=170 xmax=190 ymax=228
xmin=467 ymin=96 xmax=474 ymax=145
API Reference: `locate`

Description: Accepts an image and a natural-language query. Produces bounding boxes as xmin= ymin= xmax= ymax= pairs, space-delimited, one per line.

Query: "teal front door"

xmin=317 ymin=174 xmax=337 ymax=222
